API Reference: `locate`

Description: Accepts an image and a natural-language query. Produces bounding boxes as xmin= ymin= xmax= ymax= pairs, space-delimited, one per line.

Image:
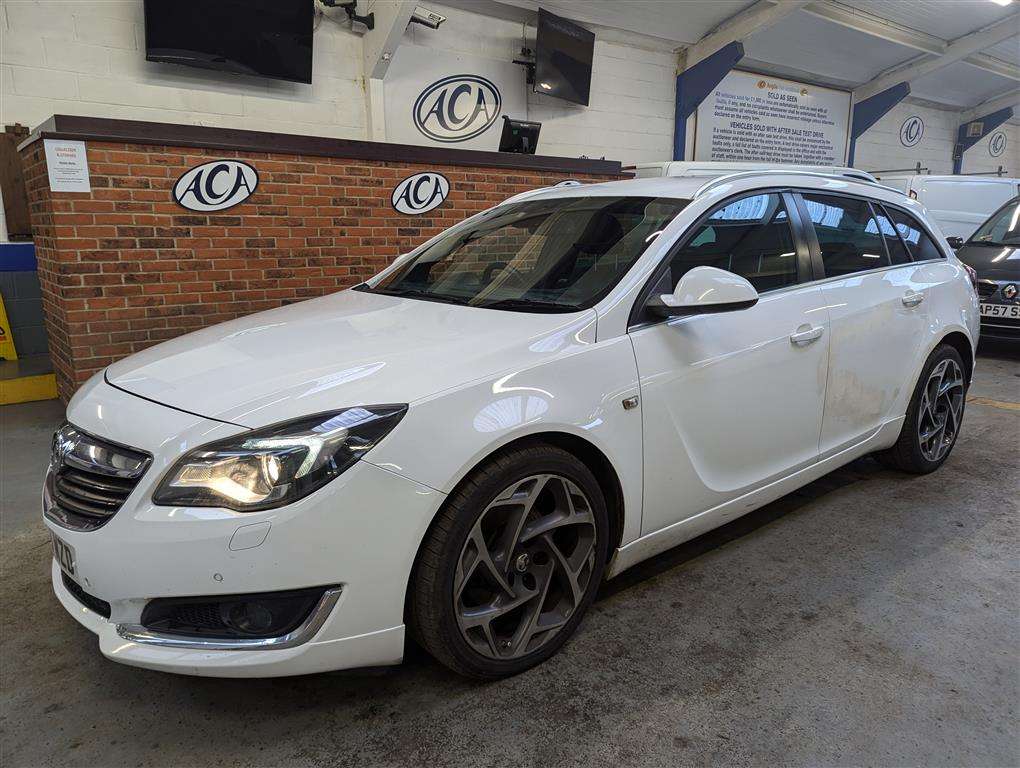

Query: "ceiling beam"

xmin=851 ymin=14 xmax=1020 ymax=101
xmin=802 ymin=1 xmax=945 ymax=54
xmin=965 ymin=52 xmax=1020 ymax=82
xmin=798 ymin=1 xmax=1019 ymax=85
xmin=686 ymin=0 xmax=811 ymax=68
xmin=361 ymin=0 xmax=416 ymax=80
xmin=960 ymin=88 xmax=1020 ymax=123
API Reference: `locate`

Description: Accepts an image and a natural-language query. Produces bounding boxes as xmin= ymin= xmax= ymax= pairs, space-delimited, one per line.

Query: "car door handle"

xmin=790 ymin=324 xmax=824 ymax=345
xmin=902 ymin=290 xmax=925 ymax=307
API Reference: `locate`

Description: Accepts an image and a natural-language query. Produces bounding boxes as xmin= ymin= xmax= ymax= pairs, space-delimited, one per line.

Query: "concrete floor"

xmin=2 ymin=344 xmax=1018 ymax=767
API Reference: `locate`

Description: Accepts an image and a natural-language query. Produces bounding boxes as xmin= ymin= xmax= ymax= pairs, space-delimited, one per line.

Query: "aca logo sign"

xmin=413 ymin=75 xmax=502 ymax=143
xmin=173 ymin=160 xmax=258 ymax=212
xmin=899 ymin=116 xmax=924 ymax=148
xmin=989 ymin=130 xmax=1007 ymax=158
xmin=392 ymin=172 xmax=450 ymax=215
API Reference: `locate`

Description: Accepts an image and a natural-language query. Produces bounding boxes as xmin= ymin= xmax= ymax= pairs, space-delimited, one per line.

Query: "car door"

xmin=629 ymin=191 xmax=831 ymax=537
xmin=795 ymin=192 xmax=934 ymax=458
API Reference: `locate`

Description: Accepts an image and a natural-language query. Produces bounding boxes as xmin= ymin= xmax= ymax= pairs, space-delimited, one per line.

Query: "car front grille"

xmin=62 ymin=571 xmax=112 ymax=619
xmin=977 ymin=280 xmax=998 ymax=298
xmin=44 ymin=424 xmax=151 ymax=532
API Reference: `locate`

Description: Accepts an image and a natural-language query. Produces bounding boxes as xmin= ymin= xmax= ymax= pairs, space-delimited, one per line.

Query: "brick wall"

xmin=21 ymin=136 xmax=621 ymax=401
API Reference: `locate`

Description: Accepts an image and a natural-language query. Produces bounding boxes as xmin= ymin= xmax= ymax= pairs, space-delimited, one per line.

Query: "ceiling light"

xmin=988 ymin=0 xmax=1013 ymax=7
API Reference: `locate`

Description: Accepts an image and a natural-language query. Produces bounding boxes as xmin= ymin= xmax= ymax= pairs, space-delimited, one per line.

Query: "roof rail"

xmin=693 ymin=169 xmax=878 ymax=200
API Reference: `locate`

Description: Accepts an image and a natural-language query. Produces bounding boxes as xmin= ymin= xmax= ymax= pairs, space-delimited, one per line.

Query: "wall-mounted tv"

xmin=534 ymin=9 xmax=595 ymax=106
xmin=143 ymin=0 xmax=313 ymax=84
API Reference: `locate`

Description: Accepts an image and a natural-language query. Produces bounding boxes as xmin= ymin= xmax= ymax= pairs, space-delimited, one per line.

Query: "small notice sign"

xmin=43 ymin=139 xmax=91 ymax=193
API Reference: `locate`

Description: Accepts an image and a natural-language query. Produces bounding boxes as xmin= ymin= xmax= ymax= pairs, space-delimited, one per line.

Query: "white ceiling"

xmin=474 ymin=0 xmax=1020 ymax=114
xmin=984 ymin=35 xmax=1020 ymax=65
xmin=743 ymin=11 xmax=920 ymax=85
xmin=910 ymin=58 xmax=1019 ymax=106
xmin=494 ymin=0 xmax=756 ymax=46
xmin=839 ymin=0 xmax=1018 ymax=41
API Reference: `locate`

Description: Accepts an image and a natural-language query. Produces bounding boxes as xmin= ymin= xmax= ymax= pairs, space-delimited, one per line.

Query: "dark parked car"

xmin=953 ymin=196 xmax=1020 ymax=342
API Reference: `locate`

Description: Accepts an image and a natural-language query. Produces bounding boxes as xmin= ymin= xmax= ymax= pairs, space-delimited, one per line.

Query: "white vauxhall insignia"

xmin=45 ymin=171 xmax=979 ymax=679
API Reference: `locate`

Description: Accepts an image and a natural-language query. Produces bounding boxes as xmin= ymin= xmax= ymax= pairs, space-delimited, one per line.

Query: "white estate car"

xmin=45 ymin=171 xmax=979 ymax=679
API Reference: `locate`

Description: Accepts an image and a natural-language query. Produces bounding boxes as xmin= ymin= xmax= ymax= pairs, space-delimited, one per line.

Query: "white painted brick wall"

xmin=0 ymin=0 xmax=1014 ymax=178
xmin=0 ymin=0 xmax=367 ymax=138
xmin=854 ymin=101 xmax=1019 ymax=178
xmin=963 ymin=122 xmax=1018 ymax=177
xmin=402 ymin=4 xmax=677 ymax=164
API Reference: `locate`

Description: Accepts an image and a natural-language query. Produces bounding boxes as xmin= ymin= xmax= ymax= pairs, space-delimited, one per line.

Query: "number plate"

xmin=52 ymin=534 xmax=77 ymax=579
xmin=979 ymin=303 xmax=1020 ymax=319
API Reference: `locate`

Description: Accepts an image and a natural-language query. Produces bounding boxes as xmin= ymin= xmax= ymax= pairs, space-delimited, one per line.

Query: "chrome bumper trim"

xmin=115 ymin=586 xmax=343 ymax=651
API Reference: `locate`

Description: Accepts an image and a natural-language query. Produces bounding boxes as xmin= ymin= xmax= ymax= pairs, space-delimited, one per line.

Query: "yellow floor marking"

xmin=0 ymin=373 xmax=57 ymax=405
xmin=967 ymin=395 xmax=1020 ymax=412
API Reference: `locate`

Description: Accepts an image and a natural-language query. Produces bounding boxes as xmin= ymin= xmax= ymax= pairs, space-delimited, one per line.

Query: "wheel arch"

xmin=938 ymin=330 xmax=974 ymax=385
xmin=402 ymin=430 xmax=628 ymax=630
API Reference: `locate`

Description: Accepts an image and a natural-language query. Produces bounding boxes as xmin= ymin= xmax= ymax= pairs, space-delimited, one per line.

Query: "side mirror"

xmin=946 ymin=236 xmax=964 ymax=250
xmin=649 ymin=266 xmax=759 ymax=318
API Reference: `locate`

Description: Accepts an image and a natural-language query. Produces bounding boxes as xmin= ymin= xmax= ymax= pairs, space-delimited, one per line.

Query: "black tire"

xmin=409 ymin=444 xmax=609 ymax=679
xmin=877 ymin=343 xmax=967 ymax=474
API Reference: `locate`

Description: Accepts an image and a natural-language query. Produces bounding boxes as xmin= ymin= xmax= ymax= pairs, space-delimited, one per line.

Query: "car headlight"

xmin=152 ymin=406 xmax=407 ymax=511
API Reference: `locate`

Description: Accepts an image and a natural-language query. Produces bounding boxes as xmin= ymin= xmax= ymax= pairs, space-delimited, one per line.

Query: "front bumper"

xmin=46 ymin=379 xmax=444 ymax=677
xmin=51 ymin=560 xmax=406 ymax=677
xmin=977 ymin=280 xmax=1020 ymax=341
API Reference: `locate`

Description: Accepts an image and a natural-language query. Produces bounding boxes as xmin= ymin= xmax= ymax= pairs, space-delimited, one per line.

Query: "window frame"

xmin=791 ymin=189 xmax=948 ymax=282
xmin=872 ymin=202 xmax=915 ymax=266
xmin=627 ymin=188 xmax=814 ymax=329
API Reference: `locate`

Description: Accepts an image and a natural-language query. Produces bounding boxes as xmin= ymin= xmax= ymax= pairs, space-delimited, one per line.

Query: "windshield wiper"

xmin=370 ymin=287 xmax=471 ymax=306
xmin=478 ymin=298 xmax=582 ymax=313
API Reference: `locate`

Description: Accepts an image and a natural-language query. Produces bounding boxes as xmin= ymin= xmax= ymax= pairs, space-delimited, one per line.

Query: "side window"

xmin=885 ymin=208 xmax=945 ymax=262
xmin=661 ymin=193 xmax=799 ymax=293
xmin=801 ymin=193 xmax=888 ymax=277
xmin=872 ymin=205 xmax=911 ymax=265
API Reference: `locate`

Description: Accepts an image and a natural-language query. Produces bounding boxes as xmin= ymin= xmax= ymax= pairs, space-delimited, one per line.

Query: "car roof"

xmin=630 ymin=160 xmax=877 ymax=182
xmin=505 ymin=171 xmax=903 ymax=206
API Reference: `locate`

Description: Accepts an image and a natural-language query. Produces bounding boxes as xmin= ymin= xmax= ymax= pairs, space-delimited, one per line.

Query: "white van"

xmin=628 ymin=161 xmax=878 ymax=183
xmin=875 ymin=175 xmax=1020 ymax=241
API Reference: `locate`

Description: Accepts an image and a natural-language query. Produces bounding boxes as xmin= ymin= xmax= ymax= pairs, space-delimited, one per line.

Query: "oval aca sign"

xmin=989 ymin=131 xmax=1007 ymax=158
xmin=899 ymin=116 xmax=924 ymax=148
xmin=392 ymin=172 xmax=450 ymax=215
xmin=173 ymin=160 xmax=258 ymax=212
xmin=413 ymin=75 xmax=502 ymax=143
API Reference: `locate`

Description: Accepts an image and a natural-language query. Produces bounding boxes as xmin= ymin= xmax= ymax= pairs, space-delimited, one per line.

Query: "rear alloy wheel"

xmin=879 ymin=344 xmax=967 ymax=474
xmin=916 ymin=357 xmax=965 ymax=463
xmin=410 ymin=446 xmax=608 ymax=678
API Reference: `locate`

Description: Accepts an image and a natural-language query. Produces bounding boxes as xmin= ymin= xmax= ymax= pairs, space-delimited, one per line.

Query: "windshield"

xmin=365 ymin=195 xmax=689 ymax=312
xmin=970 ymin=198 xmax=1020 ymax=247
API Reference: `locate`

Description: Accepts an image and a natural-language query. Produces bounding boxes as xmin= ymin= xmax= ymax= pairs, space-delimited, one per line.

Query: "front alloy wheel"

xmin=454 ymin=474 xmax=597 ymax=660
xmin=411 ymin=445 xmax=609 ymax=678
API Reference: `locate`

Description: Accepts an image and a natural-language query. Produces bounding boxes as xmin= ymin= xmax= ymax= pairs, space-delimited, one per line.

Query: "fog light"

xmin=224 ymin=601 xmax=275 ymax=635
xmin=140 ymin=586 xmax=332 ymax=640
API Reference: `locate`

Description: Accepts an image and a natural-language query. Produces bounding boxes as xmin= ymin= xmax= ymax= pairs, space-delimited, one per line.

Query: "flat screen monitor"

xmin=498 ymin=116 xmax=541 ymax=154
xmin=143 ymin=0 xmax=313 ymax=84
xmin=534 ymin=9 xmax=594 ymax=106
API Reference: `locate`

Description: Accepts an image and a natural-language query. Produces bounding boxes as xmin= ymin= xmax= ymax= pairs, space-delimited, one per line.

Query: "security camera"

xmin=409 ymin=5 xmax=446 ymax=29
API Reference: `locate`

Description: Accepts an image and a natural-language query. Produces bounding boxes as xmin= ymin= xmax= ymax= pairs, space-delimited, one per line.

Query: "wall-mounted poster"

xmin=384 ymin=46 xmax=527 ymax=150
xmin=694 ymin=71 xmax=851 ymax=165
xmin=44 ymin=139 xmax=91 ymax=193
